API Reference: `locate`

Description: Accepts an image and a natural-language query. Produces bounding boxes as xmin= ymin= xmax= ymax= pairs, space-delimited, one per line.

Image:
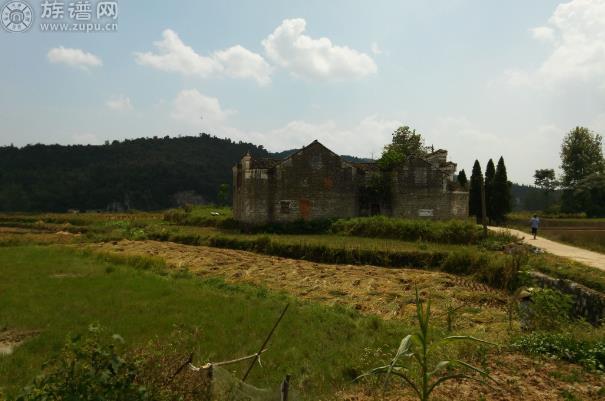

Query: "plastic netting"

xmin=208 ymin=366 xmax=299 ymax=401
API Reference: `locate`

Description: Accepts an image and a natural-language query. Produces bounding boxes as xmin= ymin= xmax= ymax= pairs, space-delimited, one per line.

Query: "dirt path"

xmin=491 ymin=226 xmax=605 ymax=271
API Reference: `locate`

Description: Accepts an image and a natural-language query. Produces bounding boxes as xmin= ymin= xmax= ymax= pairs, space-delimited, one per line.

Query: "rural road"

xmin=490 ymin=226 xmax=605 ymax=271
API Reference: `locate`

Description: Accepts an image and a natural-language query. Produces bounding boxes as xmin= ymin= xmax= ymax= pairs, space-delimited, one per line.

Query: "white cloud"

xmin=47 ymin=47 xmax=102 ymax=69
xmin=106 ymin=95 xmax=133 ymax=112
xmin=371 ymin=42 xmax=383 ymax=55
xmin=135 ymin=30 xmax=219 ymax=77
xmin=135 ymin=29 xmax=271 ymax=85
xmin=213 ymin=45 xmax=273 ymax=85
xmin=262 ymin=18 xmax=377 ymax=80
xmin=171 ymin=89 xmax=234 ymax=126
xmin=531 ymin=26 xmax=555 ymax=42
xmin=511 ymin=0 xmax=605 ymax=88
xmin=537 ymin=0 xmax=605 ymax=85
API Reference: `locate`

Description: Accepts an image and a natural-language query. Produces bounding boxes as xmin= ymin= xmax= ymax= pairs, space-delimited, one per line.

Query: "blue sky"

xmin=1 ymin=0 xmax=604 ymax=184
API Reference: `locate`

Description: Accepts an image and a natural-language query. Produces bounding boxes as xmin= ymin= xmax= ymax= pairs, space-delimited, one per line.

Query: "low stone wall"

xmin=529 ymin=271 xmax=605 ymax=325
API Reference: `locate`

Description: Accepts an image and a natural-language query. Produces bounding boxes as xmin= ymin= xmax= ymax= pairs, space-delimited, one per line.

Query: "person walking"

xmin=530 ymin=214 xmax=540 ymax=240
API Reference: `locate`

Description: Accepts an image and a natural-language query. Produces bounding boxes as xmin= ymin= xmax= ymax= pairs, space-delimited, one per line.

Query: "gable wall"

xmin=269 ymin=143 xmax=358 ymax=222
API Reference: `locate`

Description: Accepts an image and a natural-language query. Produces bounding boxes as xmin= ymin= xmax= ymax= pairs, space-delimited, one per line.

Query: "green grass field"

xmin=0 ymin=245 xmax=404 ymax=399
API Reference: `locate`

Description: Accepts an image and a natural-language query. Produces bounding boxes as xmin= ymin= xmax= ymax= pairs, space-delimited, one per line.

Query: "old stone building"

xmin=233 ymin=140 xmax=468 ymax=224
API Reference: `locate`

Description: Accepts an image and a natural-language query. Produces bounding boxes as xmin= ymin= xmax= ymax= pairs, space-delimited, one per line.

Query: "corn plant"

xmin=357 ymin=289 xmax=497 ymax=401
xmin=445 ymin=301 xmax=465 ymax=333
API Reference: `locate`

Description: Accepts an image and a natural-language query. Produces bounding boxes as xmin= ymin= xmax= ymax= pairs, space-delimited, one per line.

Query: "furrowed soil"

xmin=80 ymin=239 xmax=605 ymax=401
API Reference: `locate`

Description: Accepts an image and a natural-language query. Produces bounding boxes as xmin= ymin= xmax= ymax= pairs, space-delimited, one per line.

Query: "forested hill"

xmin=0 ymin=134 xmax=269 ymax=212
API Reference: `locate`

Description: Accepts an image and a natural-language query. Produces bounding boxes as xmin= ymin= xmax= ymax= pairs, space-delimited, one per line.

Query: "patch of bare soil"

xmin=79 ymin=240 xmax=604 ymax=400
xmin=0 ymin=329 xmax=40 ymax=355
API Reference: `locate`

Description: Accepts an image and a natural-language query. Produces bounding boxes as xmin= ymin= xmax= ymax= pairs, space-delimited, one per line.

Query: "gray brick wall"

xmin=233 ymin=142 xmax=469 ymax=223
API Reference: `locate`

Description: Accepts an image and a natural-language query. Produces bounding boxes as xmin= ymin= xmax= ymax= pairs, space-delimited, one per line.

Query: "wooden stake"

xmin=281 ymin=374 xmax=291 ymax=401
xmin=242 ymin=303 xmax=290 ymax=382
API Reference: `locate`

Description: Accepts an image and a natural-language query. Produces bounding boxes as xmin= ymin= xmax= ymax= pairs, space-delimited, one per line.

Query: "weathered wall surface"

xmin=391 ymin=158 xmax=468 ymax=219
xmin=232 ymin=156 xmax=272 ymax=224
xmin=233 ymin=143 xmax=469 ymax=223
xmin=270 ymin=142 xmax=358 ymax=222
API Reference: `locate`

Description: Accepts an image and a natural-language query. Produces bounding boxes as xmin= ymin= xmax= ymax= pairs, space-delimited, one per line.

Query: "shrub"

xmin=331 ymin=216 xmax=484 ymax=244
xmin=513 ymin=333 xmax=605 ymax=372
xmin=16 ymin=327 xmax=157 ymax=401
xmin=440 ymin=250 xmax=488 ymax=275
xmin=520 ymin=288 xmax=573 ymax=331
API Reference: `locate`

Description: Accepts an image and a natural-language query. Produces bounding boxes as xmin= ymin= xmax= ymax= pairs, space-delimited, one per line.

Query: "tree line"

xmin=0 ymin=134 xmax=268 ymax=212
xmin=533 ymin=127 xmax=605 ymax=217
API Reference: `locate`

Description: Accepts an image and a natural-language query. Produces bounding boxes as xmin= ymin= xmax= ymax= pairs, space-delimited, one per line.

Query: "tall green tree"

xmin=492 ymin=157 xmax=511 ymax=223
xmin=560 ymin=127 xmax=604 ymax=213
xmin=534 ymin=168 xmax=558 ymax=208
xmin=457 ymin=169 xmax=468 ymax=188
xmin=534 ymin=169 xmax=557 ymax=192
xmin=572 ymin=173 xmax=605 ymax=217
xmin=468 ymin=160 xmax=483 ymax=223
xmin=484 ymin=159 xmax=496 ymax=224
xmin=560 ymin=127 xmax=604 ymax=188
xmin=217 ymin=183 xmax=230 ymax=206
xmin=379 ymin=126 xmax=429 ymax=169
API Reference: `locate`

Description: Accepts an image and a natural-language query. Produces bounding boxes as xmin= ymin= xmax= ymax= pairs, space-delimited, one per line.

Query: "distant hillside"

xmin=0 ymin=134 xmax=268 ymax=212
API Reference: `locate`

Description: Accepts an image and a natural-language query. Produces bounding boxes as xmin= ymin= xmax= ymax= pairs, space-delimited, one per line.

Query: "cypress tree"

xmin=457 ymin=169 xmax=468 ymax=188
xmin=468 ymin=160 xmax=483 ymax=223
xmin=492 ymin=156 xmax=512 ymax=224
xmin=484 ymin=159 xmax=496 ymax=224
